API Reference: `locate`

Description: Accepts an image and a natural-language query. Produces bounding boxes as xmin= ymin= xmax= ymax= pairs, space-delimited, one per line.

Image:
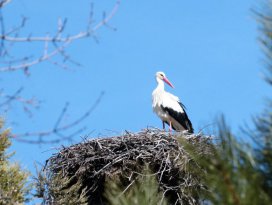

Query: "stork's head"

xmin=156 ymin=71 xmax=174 ymax=88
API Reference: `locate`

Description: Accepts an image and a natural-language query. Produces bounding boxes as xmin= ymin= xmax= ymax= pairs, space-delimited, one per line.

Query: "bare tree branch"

xmin=0 ymin=10 xmax=6 ymax=56
xmin=0 ymin=1 xmax=120 ymax=144
xmin=1 ymin=1 xmax=120 ymax=43
xmin=0 ymin=0 xmax=121 ymax=72
xmin=0 ymin=87 xmax=40 ymax=118
xmin=10 ymin=91 xmax=105 ymax=144
xmin=0 ymin=87 xmax=23 ymax=107
xmin=0 ymin=40 xmax=72 ymax=72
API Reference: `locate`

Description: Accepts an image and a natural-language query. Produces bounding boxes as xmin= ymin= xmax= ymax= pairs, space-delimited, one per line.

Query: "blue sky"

xmin=1 ymin=0 xmax=271 ymax=196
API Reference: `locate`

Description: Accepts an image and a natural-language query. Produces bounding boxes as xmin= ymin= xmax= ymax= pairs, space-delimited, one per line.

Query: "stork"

xmin=152 ymin=71 xmax=194 ymax=133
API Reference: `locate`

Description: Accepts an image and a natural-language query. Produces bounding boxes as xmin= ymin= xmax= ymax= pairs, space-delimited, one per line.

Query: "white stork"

xmin=152 ymin=71 xmax=194 ymax=133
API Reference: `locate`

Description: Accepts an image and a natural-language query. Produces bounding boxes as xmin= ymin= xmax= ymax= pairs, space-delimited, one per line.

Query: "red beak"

xmin=163 ymin=77 xmax=174 ymax=88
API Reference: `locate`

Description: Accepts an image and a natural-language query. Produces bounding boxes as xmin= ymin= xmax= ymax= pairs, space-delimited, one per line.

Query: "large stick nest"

xmin=38 ymin=129 xmax=213 ymax=205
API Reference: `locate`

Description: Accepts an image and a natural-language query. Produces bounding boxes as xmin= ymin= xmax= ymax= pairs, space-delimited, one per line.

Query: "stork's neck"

xmin=155 ymin=77 xmax=165 ymax=92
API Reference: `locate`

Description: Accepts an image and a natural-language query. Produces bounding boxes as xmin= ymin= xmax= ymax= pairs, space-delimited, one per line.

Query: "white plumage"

xmin=152 ymin=71 xmax=193 ymax=133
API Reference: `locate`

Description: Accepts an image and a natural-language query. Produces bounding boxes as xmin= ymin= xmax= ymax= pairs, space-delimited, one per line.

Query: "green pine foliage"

xmin=257 ymin=1 xmax=272 ymax=85
xmin=35 ymin=170 xmax=90 ymax=205
xmin=254 ymin=107 xmax=272 ymax=197
xmin=105 ymin=167 xmax=167 ymax=205
xmin=254 ymin=0 xmax=272 ymax=197
xmin=0 ymin=119 xmax=31 ymax=205
xmin=181 ymin=118 xmax=271 ymax=205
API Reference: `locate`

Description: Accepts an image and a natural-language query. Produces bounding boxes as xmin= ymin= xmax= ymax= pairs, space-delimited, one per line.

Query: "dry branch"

xmin=0 ymin=0 xmax=121 ymax=72
xmin=38 ymin=129 xmax=213 ymax=205
xmin=0 ymin=1 xmax=120 ymax=143
xmin=10 ymin=92 xmax=104 ymax=144
xmin=0 ymin=87 xmax=40 ymax=110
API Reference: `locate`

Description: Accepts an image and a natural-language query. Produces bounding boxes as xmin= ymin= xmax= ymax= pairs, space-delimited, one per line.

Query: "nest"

xmin=38 ymin=129 xmax=213 ymax=205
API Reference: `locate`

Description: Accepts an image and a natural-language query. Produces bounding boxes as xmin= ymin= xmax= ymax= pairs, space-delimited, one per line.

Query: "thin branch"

xmin=58 ymin=91 xmax=104 ymax=132
xmin=0 ymin=40 xmax=71 ymax=72
xmin=10 ymin=92 xmax=105 ymax=144
xmin=0 ymin=1 xmax=120 ymax=42
xmin=0 ymin=0 xmax=121 ymax=72
xmin=54 ymin=102 xmax=69 ymax=130
xmin=0 ymin=9 xmax=6 ymax=56
xmin=6 ymin=16 xmax=27 ymax=36
xmin=0 ymin=88 xmax=40 ymax=117
xmin=0 ymin=87 xmax=24 ymax=107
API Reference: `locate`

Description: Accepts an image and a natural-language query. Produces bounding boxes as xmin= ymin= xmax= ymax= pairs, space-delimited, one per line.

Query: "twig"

xmin=118 ymin=180 xmax=135 ymax=196
xmin=0 ymin=87 xmax=23 ymax=107
xmin=10 ymin=92 xmax=104 ymax=144
xmin=0 ymin=0 xmax=121 ymax=72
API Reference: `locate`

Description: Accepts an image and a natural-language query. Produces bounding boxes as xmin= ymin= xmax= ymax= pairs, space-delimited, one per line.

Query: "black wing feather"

xmin=161 ymin=104 xmax=194 ymax=133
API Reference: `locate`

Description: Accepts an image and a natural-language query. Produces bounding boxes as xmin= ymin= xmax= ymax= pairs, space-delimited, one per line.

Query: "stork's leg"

xmin=169 ymin=121 xmax=172 ymax=133
xmin=162 ymin=121 xmax=165 ymax=131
